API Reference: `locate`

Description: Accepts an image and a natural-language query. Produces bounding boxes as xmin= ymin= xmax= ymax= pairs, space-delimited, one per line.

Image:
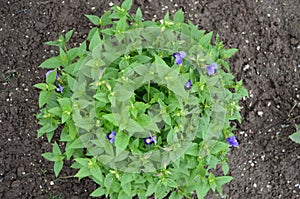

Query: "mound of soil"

xmin=0 ymin=0 xmax=299 ymax=198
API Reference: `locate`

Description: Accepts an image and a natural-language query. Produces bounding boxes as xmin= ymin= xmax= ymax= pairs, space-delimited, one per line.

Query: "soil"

xmin=0 ymin=0 xmax=299 ymax=199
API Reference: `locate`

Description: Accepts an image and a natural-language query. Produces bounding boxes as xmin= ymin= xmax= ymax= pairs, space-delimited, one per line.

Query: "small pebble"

xmin=257 ymin=111 xmax=263 ymax=116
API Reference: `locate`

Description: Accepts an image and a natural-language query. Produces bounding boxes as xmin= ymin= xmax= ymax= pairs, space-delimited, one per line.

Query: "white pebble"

xmin=257 ymin=111 xmax=263 ymax=116
xmin=50 ymin=181 xmax=54 ymax=185
xmin=109 ymin=2 xmax=113 ymax=6
xmin=253 ymin=183 xmax=257 ymax=188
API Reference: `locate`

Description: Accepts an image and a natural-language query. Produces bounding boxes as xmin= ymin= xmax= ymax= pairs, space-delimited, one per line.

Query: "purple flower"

xmin=226 ymin=136 xmax=239 ymax=147
xmin=45 ymin=69 xmax=60 ymax=80
xmin=184 ymin=80 xmax=192 ymax=90
xmin=56 ymin=84 xmax=64 ymax=93
xmin=144 ymin=134 xmax=156 ymax=145
xmin=107 ymin=131 xmax=116 ymax=144
xmin=173 ymin=51 xmax=186 ymax=65
xmin=205 ymin=63 xmax=218 ymax=75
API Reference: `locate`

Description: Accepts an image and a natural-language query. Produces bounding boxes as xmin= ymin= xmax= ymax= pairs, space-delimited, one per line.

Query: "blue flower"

xmin=56 ymin=84 xmax=64 ymax=93
xmin=205 ymin=63 xmax=218 ymax=75
xmin=107 ymin=131 xmax=116 ymax=144
xmin=173 ymin=51 xmax=186 ymax=65
xmin=144 ymin=134 xmax=156 ymax=145
xmin=184 ymin=80 xmax=192 ymax=90
xmin=226 ymin=136 xmax=239 ymax=147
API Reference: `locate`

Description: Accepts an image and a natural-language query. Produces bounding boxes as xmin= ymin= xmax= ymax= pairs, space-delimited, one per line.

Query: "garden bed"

xmin=0 ymin=0 xmax=299 ymax=198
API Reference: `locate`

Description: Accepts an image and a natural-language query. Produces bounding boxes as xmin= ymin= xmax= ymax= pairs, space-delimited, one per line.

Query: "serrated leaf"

xmin=39 ymin=56 xmax=62 ymax=69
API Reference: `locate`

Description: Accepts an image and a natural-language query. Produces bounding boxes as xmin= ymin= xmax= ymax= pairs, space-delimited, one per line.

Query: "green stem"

xmin=147 ymin=81 xmax=150 ymax=102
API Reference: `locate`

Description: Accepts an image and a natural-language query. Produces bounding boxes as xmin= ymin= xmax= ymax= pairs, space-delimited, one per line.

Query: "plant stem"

xmin=147 ymin=81 xmax=150 ymax=102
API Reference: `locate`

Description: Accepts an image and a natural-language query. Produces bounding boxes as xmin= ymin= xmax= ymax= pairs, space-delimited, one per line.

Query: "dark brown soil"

xmin=0 ymin=0 xmax=299 ymax=198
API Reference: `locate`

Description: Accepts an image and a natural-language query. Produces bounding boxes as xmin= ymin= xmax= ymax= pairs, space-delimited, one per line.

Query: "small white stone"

xmin=8 ymin=138 xmax=12 ymax=141
xmin=267 ymin=14 xmax=270 ymax=17
xmin=266 ymin=185 xmax=272 ymax=189
xmin=257 ymin=46 xmax=260 ymax=51
xmin=22 ymin=172 xmax=26 ymax=175
xmin=91 ymin=7 xmax=96 ymax=10
xmin=257 ymin=111 xmax=263 ymax=116
xmin=24 ymin=88 xmax=29 ymax=91
xmin=109 ymin=2 xmax=114 ymax=6
xmin=253 ymin=183 xmax=257 ymax=188
xmin=50 ymin=181 xmax=54 ymax=185
xmin=245 ymin=39 xmax=249 ymax=43
xmin=243 ymin=64 xmax=250 ymax=71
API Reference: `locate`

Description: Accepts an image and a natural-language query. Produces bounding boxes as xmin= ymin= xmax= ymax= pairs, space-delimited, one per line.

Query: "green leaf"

xmin=115 ymin=131 xmax=130 ymax=150
xmin=135 ymin=7 xmax=142 ymax=20
xmin=199 ymin=32 xmax=213 ymax=47
xmin=121 ymin=182 xmax=131 ymax=196
xmin=173 ymin=9 xmax=184 ymax=23
xmin=185 ymin=143 xmax=199 ymax=156
xmin=85 ymin=14 xmax=101 ymax=25
xmin=70 ymin=137 xmax=85 ymax=149
xmin=121 ymin=0 xmax=132 ymax=11
xmin=42 ymin=152 xmax=56 ymax=161
xmin=289 ymin=131 xmax=300 ymax=144
xmin=75 ymin=167 xmax=90 ymax=179
xmin=221 ymin=162 xmax=229 ymax=175
xmin=222 ymin=48 xmax=238 ymax=59
xmin=39 ymin=56 xmax=62 ymax=69
xmin=52 ymin=142 xmax=62 ymax=155
xmin=90 ymin=165 xmax=104 ymax=183
xmin=54 ymin=160 xmax=64 ymax=177
xmin=102 ymin=113 xmax=117 ymax=125
xmin=34 ymin=83 xmax=48 ymax=90
xmin=215 ymin=176 xmax=233 ymax=187
xmin=57 ymin=98 xmax=72 ymax=112
xmin=46 ymin=69 xmax=57 ymax=85
xmin=89 ymin=30 xmax=101 ymax=51
xmin=146 ymin=182 xmax=158 ymax=196
xmin=67 ymin=120 xmax=77 ymax=140
xmin=90 ymin=187 xmax=106 ymax=197
xmin=195 ymin=179 xmax=210 ymax=199
xmin=65 ymin=29 xmax=74 ymax=42
xmin=38 ymin=90 xmax=51 ymax=108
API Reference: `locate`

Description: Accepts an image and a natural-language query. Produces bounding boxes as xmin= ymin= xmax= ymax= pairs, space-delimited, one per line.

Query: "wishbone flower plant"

xmin=34 ymin=0 xmax=248 ymax=198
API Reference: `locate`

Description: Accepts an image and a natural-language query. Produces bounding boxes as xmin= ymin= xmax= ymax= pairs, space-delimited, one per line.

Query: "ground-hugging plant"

xmin=35 ymin=0 xmax=248 ymax=198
